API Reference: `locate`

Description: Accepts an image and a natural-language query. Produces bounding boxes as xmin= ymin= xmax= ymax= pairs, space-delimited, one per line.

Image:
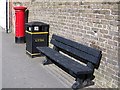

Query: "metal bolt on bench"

xmin=37 ymin=34 xmax=102 ymax=89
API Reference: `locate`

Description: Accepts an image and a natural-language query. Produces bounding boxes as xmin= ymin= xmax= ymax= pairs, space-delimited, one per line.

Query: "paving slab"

xmin=2 ymin=29 xmax=96 ymax=89
xmin=2 ymin=31 xmax=66 ymax=88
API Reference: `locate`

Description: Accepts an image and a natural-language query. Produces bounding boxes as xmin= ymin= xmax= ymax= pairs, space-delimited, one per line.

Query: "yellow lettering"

xmin=35 ymin=38 xmax=44 ymax=42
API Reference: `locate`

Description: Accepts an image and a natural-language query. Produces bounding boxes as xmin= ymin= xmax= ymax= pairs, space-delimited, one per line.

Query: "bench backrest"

xmin=50 ymin=34 xmax=102 ymax=69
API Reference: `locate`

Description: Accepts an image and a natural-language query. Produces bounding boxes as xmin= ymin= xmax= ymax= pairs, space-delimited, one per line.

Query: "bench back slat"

xmin=50 ymin=34 xmax=102 ymax=69
xmin=52 ymin=35 xmax=101 ymax=58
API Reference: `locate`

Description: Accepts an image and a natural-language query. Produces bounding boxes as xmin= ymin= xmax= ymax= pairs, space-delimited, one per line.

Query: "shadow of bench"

xmin=37 ymin=34 xmax=102 ymax=90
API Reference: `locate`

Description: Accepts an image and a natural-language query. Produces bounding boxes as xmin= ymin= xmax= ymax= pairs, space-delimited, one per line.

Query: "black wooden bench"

xmin=37 ymin=34 xmax=102 ymax=89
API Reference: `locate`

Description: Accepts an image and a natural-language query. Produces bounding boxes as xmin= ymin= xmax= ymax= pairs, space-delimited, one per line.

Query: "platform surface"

xmin=2 ymin=29 xmax=96 ymax=89
xmin=2 ymin=30 xmax=67 ymax=88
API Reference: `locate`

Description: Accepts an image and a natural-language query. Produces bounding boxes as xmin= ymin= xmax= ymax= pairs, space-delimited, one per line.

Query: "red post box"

xmin=14 ymin=6 xmax=27 ymax=43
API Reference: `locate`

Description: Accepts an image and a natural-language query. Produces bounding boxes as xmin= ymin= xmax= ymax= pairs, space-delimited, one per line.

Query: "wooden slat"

xmin=52 ymin=34 xmax=101 ymax=58
xmin=37 ymin=47 xmax=92 ymax=75
xmin=51 ymin=39 xmax=99 ymax=66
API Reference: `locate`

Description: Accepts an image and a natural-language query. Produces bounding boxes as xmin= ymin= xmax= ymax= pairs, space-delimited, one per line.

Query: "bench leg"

xmin=72 ymin=78 xmax=83 ymax=90
xmin=82 ymin=75 xmax=95 ymax=87
xmin=82 ymin=79 xmax=94 ymax=87
xmin=43 ymin=57 xmax=52 ymax=65
xmin=72 ymin=77 xmax=94 ymax=90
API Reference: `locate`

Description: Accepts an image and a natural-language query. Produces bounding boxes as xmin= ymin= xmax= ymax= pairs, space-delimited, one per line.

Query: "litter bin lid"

xmin=25 ymin=22 xmax=49 ymax=26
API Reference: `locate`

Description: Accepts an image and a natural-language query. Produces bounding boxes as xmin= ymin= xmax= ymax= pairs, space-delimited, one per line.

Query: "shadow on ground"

xmin=2 ymin=31 xmax=66 ymax=88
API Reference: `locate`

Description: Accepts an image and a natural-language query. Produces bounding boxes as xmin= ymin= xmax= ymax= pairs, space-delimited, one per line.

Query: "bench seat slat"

xmin=37 ymin=47 xmax=92 ymax=75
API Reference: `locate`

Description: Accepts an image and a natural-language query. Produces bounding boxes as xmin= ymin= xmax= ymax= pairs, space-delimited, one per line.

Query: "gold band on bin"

xmin=26 ymin=50 xmax=40 ymax=56
xmin=26 ymin=31 xmax=48 ymax=35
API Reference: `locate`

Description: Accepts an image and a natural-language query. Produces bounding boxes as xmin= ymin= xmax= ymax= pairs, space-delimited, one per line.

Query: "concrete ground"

xmin=2 ymin=30 xmax=69 ymax=88
xmin=2 ymin=28 xmax=96 ymax=89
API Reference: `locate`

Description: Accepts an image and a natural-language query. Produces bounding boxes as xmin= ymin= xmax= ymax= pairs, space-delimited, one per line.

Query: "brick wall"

xmin=22 ymin=1 xmax=120 ymax=88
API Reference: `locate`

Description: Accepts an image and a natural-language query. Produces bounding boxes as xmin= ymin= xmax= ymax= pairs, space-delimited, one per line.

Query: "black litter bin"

xmin=25 ymin=22 xmax=49 ymax=58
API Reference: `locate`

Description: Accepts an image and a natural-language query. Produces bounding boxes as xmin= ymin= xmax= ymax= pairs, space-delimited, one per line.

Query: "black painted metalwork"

xmin=26 ymin=22 xmax=49 ymax=58
xmin=6 ymin=0 xmax=8 ymax=33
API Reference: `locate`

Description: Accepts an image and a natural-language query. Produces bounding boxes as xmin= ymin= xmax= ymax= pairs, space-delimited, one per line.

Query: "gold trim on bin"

xmin=26 ymin=31 xmax=48 ymax=35
xmin=26 ymin=50 xmax=40 ymax=56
